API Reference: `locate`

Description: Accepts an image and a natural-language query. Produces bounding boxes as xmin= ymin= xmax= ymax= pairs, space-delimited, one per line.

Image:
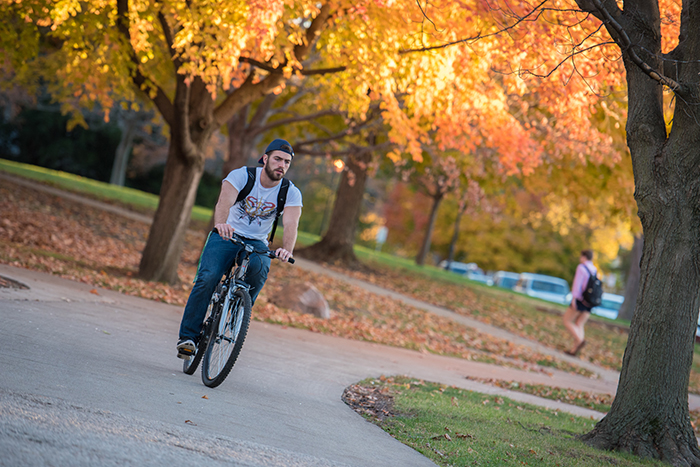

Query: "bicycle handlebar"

xmin=213 ymin=229 xmax=295 ymax=264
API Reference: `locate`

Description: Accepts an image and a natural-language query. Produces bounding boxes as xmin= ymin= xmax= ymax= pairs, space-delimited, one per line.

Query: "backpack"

xmin=582 ymin=265 xmax=603 ymax=307
xmin=235 ymin=167 xmax=289 ymax=243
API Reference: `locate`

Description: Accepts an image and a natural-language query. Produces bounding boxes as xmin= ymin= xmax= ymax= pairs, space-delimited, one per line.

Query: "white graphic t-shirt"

xmin=223 ymin=167 xmax=302 ymax=243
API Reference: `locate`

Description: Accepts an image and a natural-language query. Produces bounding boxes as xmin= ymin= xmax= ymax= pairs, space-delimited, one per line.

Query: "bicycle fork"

xmin=216 ymin=281 xmax=251 ymax=342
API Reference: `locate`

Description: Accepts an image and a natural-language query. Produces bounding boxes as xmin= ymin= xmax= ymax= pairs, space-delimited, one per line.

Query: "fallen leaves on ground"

xmin=325 ymin=263 xmax=629 ymax=372
xmin=0 ymin=180 xmax=624 ymax=380
xmin=259 ymin=266 xmax=590 ymax=375
xmin=341 ymin=383 xmax=397 ymax=421
xmin=467 ymin=376 xmax=614 ymax=413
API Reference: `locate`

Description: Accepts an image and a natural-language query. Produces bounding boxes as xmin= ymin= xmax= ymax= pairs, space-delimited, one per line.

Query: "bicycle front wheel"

xmin=201 ymin=288 xmax=252 ymax=388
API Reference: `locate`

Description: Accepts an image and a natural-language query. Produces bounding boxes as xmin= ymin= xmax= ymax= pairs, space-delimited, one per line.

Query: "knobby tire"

xmin=182 ymin=295 xmax=218 ymax=375
xmin=201 ymin=288 xmax=252 ymax=388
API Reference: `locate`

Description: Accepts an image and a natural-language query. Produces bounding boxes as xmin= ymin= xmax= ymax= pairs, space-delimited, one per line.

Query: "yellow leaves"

xmin=387 ymin=150 xmax=402 ymax=164
xmin=50 ymin=0 xmax=81 ymax=30
xmin=590 ymin=223 xmax=634 ymax=266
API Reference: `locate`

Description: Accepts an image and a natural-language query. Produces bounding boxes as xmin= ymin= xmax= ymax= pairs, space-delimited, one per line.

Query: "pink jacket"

xmin=572 ymin=261 xmax=596 ymax=301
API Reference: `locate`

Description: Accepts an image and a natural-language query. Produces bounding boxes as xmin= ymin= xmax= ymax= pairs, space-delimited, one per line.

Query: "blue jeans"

xmin=178 ymin=232 xmax=270 ymax=342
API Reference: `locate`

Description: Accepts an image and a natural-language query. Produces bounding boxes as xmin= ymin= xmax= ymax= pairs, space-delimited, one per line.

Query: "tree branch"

xmin=247 ymin=93 xmax=278 ymax=131
xmin=213 ymin=5 xmax=333 ymax=127
xmin=238 ymin=57 xmax=345 ymax=76
xmin=301 ymin=66 xmax=347 ymax=76
xmin=295 ymin=141 xmax=393 ymax=157
xmin=157 ymin=11 xmax=182 ymax=69
xmin=582 ymin=0 xmax=682 ymax=91
xmin=173 ymin=74 xmax=198 ymax=163
xmin=255 ymin=109 xmax=341 ymax=135
xmin=294 ymin=114 xmax=383 ymax=147
xmin=212 ymin=69 xmax=285 ymax=127
xmin=116 ymin=0 xmax=175 ymax=126
xmin=400 ymin=0 xmax=550 ymax=54
xmin=294 ymin=3 xmax=332 ymax=62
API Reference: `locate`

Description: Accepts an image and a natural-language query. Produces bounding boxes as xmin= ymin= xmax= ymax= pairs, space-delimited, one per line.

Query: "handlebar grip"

xmin=288 ymin=258 xmax=295 ymax=264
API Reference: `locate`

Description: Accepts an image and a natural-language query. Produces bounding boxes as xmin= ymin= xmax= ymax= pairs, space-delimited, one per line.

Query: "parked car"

xmin=438 ymin=260 xmax=493 ymax=286
xmin=513 ymin=273 xmax=571 ymax=305
xmin=438 ymin=261 xmax=479 ymax=276
xmin=492 ymin=271 xmax=520 ymax=290
xmin=591 ymin=293 xmax=624 ymax=320
xmin=466 ymin=270 xmax=494 ymax=286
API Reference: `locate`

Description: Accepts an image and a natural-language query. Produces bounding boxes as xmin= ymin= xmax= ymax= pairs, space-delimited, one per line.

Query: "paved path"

xmin=1 ymin=265 xmax=434 ymax=466
xmin=294 ymin=258 xmax=620 ymax=381
xmin=3 ymin=170 xmax=700 ymax=463
xmin=1 ymin=264 xmax=606 ymax=467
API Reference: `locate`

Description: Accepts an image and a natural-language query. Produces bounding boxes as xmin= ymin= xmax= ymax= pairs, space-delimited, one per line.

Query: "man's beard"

xmin=264 ymin=162 xmax=283 ymax=181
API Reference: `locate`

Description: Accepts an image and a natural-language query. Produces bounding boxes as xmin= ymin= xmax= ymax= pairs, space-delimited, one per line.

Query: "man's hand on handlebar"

xmin=275 ymin=248 xmax=294 ymax=263
xmin=215 ymin=223 xmax=235 ymax=239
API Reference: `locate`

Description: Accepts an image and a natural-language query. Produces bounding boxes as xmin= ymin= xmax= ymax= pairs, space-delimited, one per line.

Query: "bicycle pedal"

xmin=177 ymin=352 xmax=194 ymax=360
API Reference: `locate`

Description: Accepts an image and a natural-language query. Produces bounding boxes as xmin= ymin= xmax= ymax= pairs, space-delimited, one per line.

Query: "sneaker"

xmin=177 ymin=339 xmax=196 ymax=359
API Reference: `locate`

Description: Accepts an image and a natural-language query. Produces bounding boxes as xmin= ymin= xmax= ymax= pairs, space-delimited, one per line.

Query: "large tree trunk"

xmin=416 ymin=192 xmax=444 ymax=266
xmin=445 ymin=206 xmax=464 ymax=267
xmin=617 ymin=234 xmax=642 ymax=321
xmin=138 ymin=78 xmax=213 ymax=284
xmin=581 ymin=193 xmax=700 ymax=462
xmin=138 ymin=143 xmax=205 ymax=283
xmin=203 ymin=105 xmax=258 ymax=235
xmin=297 ymin=150 xmax=372 ymax=264
xmin=110 ymin=116 xmax=136 ymax=186
xmin=580 ymin=3 xmax=700 ymax=462
xmin=222 ymin=104 xmax=259 ymax=176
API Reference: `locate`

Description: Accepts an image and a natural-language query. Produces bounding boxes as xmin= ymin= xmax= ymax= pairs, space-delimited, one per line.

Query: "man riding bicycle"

xmin=177 ymin=138 xmax=302 ymax=359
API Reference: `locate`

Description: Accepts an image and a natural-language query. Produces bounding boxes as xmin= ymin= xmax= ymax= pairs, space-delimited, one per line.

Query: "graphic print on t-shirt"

xmin=237 ymin=195 xmax=277 ymax=226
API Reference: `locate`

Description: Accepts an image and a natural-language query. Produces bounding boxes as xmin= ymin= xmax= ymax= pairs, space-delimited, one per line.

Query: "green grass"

xmin=467 ymin=378 xmax=614 ymax=413
xmin=0 ymin=158 xmax=213 ymax=223
xmin=360 ymin=376 xmax=662 ymax=467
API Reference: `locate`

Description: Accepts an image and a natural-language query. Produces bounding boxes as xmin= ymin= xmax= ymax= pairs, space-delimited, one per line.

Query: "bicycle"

xmin=182 ymin=231 xmax=294 ymax=388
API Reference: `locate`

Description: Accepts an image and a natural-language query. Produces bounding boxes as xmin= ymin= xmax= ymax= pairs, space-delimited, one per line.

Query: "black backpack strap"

xmin=584 ymin=264 xmax=597 ymax=279
xmin=269 ymin=178 xmax=290 ymax=244
xmin=235 ymin=167 xmax=256 ymax=204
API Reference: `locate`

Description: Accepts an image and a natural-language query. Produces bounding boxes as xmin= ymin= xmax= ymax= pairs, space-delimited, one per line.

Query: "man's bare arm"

xmin=275 ymin=205 xmax=301 ymax=262
xmin=214 ymin=181 xmax=239 ymax=238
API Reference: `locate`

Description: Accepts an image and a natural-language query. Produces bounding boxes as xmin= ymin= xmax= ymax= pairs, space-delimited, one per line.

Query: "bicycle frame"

xmin=196 ymin=230 xmax=293 ymax=387
xmin=216 ymin=239 xmax=259 ymax=339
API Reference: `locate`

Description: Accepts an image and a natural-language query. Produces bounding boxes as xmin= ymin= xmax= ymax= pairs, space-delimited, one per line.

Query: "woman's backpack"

xmin=582 ymin=266 xmax=603 ymax=307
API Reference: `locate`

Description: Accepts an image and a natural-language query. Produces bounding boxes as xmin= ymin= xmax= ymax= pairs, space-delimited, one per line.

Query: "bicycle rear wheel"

xmin=182 ymin=296 xmax=217 ymax=375
xmin=201 ymin=288 xmax=252 ymax=388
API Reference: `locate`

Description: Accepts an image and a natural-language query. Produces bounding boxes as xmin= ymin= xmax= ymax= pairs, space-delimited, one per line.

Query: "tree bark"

xmin=137 ymin=77 xmax=213 ymax=283
xmin=581 ymin=202 xmax=700 ymax=463
xmin=296 ymin=150 xmax=372 ymax=264
xmin=110 ymin=117 xmax=136 ymax=186
xmin=221 ymin=93 xmax=278 ymax=176
xmin=617 ymin=234 xmax=642 ymax=321
xmin=579 ymin=0 xmax=700 ymax=462
xmin=416 ymin=192 xmax=444 ymax=266
xmin=446 ymin=206 xmax=464 ymax=266
xmin=223 ymin=105 xmax=255 ymax=174
xmin=138 ymin=141 xmax=206 ymax=283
